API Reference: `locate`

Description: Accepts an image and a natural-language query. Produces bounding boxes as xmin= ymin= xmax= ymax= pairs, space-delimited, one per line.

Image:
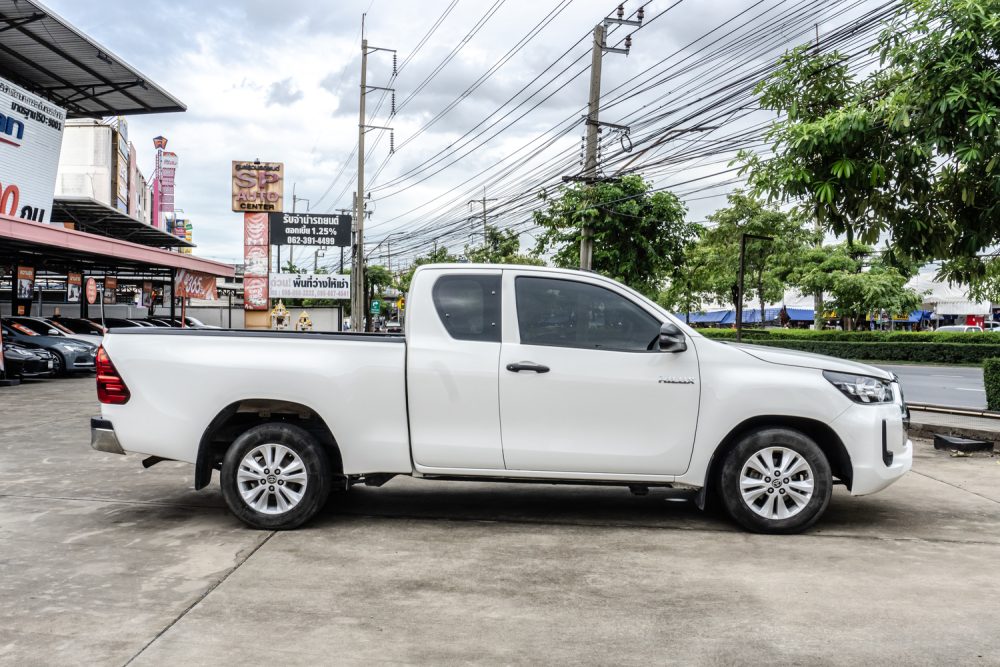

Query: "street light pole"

xmin=735 ymin=233 xmax=773 ymax=343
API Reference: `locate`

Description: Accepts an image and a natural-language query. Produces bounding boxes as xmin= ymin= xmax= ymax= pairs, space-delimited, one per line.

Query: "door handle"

xmin=506 ymin=361 xmax=550 ymax=373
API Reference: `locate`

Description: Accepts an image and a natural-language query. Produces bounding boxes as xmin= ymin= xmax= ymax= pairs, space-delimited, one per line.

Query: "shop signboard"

xmin=244 ymin=212 xmax=269 ymax=310
xmin=67 ymin=272 xmax=82 ymax=303
xmin=269 ymin=273 xmax=350 ymax=300
xmin=0 ymin=75 xmax=66 ymax=223
xmin=175 ymin=269 xmax=217 ymax=300
xmin=268 ymin=212 xmax=351 ymax=247
xmin=104 ymin=276 xmax=117 ymax=304
xmin=141 ymin=281 xmax=153 ymax=309
xmin=86 ymin=277 xmax=98 ymax=304
xmin=232 ymin=161 xmax=283 ymax=212
xmin=159 ymin=151 xmax=178 ymax=227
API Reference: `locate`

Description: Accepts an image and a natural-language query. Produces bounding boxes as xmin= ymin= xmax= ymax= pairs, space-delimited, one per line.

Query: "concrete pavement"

xmin=877 ymin=363 xmax=986 ymax=408
xmin=1 ymin=378 xmax=999 ymax=665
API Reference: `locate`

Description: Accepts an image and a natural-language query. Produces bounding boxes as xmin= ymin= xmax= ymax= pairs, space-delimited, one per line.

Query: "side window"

xmin=432 ymin=274 xmax=501 ymax=343
xmin=515 ymin=277 xmax=661 ymax=352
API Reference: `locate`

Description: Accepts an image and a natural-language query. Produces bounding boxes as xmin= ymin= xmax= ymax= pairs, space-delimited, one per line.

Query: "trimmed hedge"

xmin=699 ymin=328 xmax=1000 ymax=344
xmin=984 ymin=358 xmax=1000 ymax=410
xmin=710 ymin=338 xmax=1000 ymax=364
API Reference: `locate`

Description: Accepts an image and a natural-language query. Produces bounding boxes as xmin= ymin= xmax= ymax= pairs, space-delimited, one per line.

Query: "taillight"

xmin=96 ymin=346 xmax=130 ymax=404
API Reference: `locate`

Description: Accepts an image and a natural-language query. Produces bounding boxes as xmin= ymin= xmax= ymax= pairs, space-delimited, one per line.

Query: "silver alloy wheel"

xmin=739 ymin=446 xmax=815 ymax=520
xmin=237 ymin=444 xmax=308 ymax=515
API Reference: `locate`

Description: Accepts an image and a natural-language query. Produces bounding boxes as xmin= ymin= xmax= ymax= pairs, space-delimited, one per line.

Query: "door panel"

xmin=407 ymin=271 xmax=505 ymax=470
xmin=499 ymin=274 xmax=700 ymax=475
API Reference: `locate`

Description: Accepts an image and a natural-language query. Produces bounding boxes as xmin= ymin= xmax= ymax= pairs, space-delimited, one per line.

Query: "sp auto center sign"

xmin=0 ymin=75 xmax=66 ymax=223
xmin=232 ymin=161 xmax=283 ymax=212
xmin=268 ymin=212 xmax=351 ymax=247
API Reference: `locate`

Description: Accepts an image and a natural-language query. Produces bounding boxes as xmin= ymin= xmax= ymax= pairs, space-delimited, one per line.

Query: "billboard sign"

xmin=244 ymin=212 xmax=269 ymax=310
xmin=268 ymin=212 xmax=351 ymax=247
xmin=269 ymin=273 xmax=350 ymax=300
xmin=104 ymin=276 xmax=117 ymax=304
xmin=0 ymin=75 xmax=66 ymax=223
xmin=175 ymin=269 xmax=218 ymax=300
xmin=159 ymin=151 xmax=177 ymax=227
xmin=232 ymin=161 xmax=283 ymax=212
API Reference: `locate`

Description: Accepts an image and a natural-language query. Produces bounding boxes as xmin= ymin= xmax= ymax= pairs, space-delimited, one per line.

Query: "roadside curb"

xmin=909 ymin=411 xmax=1000 ymax=444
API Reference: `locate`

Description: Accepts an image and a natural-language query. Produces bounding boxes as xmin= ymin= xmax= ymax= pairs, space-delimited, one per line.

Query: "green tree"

xmin=397 ymin=246 xmax=458 ymax=294
xmin=785 ymin=243 xmax=923 ymax=328
xmin=688 ymin=192 xmax=813 ymax=324
xmin=532 ymin=174 xmax=695 ymax=296
xmin=464 ymin=225 xmax=545 ymax=266
xmin=742 ymin=0 xmax=1000 ymax=287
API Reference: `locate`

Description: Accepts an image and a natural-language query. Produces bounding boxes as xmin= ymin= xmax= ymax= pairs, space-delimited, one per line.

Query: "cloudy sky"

xmin=43 ymin=0 xmax=877 ymax=270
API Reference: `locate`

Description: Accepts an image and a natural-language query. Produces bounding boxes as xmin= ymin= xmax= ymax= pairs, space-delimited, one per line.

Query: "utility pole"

xmin=735 ymin=233 xmax=773 ymax=343
xmin=468 ymin=187 xmax=498 ymax=246
xmin=290 ymin=183 xmax=309 ymax=273
xmin=579 ymin=4 xmax=642 ymax=270
xmin=351 ymin=18 xmax=396 ymax=333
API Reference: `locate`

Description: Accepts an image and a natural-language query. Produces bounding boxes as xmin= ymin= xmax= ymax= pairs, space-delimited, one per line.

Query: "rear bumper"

xmin=90 ymin=417 xmax=125 ymax=455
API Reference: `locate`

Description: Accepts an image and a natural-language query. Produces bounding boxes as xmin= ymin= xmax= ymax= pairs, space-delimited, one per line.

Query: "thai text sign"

xmin=269 ymin=273 xmax=350 ymax=300
xmin=232 ymin=161 xmax=283 ymax=212
xmin=0 ymin=75 xmax=66 ymax=223
xmin=244 ymin=212 xmax=269 ymax=310
xmin=268 ymin=212 xmax=351 ymax=247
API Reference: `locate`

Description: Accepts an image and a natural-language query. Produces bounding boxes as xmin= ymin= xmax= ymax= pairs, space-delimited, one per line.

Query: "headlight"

xmin=823 ymin=371 xmax=893 ymax=404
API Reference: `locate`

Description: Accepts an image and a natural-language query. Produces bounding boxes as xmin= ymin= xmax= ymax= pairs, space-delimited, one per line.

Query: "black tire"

xmin=51 ymin=352 xmax=65 ymax=376
xmin=221 ymin=423 xmax=332 ymax=530
xmin=719 ymin=428 xmax=832 ymax=534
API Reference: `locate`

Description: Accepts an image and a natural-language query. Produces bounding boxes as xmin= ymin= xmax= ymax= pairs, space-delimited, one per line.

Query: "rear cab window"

xmin=432 ymin=274 xmax=501 ymax=343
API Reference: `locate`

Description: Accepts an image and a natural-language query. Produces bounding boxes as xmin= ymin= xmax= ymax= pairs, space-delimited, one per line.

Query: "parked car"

xmin=2 ymin=340 xmax=57 ymax=379
xmin=384 ymin=320 xmax=403 ymax=333
xmin=91 ymin=264 xmax=911 ymax=534
xmin=1 ymin=320 xmax=97 ymax=375
xmin=983 ymin=321 xmax=1000 ymax=332
xmin=93 ymin=317 xmax=147 ymax=329
xmin=935 ymin=325 xmax=983 ymax=332
xmin=8 ymin=316 xmax=104 ymax=347
xmin=51 ymin=316 xmax=106 ymax=336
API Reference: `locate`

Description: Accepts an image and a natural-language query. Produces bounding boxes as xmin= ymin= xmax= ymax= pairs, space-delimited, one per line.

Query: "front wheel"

xmin=719 ymin=428 xmax=832 ymax=534
xmin=221 ymin=423 xmax=332 ymax=530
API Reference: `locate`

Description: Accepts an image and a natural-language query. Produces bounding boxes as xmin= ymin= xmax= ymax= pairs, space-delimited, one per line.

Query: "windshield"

xmin=44 ymin=320 xmax=76 ymax=335
xmin=3 ymin=321 xmax=38 ymax=336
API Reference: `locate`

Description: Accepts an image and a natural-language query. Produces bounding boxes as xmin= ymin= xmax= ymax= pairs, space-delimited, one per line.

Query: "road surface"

xmin=876 ymin=364 xmax=985 ymax=408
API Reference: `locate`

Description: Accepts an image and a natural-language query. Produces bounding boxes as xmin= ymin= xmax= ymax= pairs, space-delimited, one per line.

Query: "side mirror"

xmin=48 ymin=329 xmax=61 ymax=336
xmin=659 ymin=322 xmax=687 ymax=353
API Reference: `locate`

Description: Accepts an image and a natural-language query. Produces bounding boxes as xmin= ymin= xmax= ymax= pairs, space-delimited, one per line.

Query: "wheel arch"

xmin=697 ymin=415 xmax=852 ymax=508
xmin=195 ymin=398 xmax=343 ymax=490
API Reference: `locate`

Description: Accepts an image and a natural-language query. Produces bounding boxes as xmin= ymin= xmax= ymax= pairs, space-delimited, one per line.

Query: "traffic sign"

xmin=396 ymin=297 xmax=405 ymax=310
xmin=370 ymin=299 xmax=381 ymax=315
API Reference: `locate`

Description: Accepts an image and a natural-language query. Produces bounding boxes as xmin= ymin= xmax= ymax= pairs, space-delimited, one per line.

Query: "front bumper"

xmin=91 ymin=417 xmax=125 ymax=455
xmin=830 ymin=387 xmax=912 ymax=496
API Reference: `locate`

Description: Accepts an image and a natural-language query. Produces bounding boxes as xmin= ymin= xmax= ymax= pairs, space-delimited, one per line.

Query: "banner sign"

xmin=175 ymin=269 xmax=218 ymax=300
xmin=13 ymin=265 xmax=34 ymax=316
xmin=103 ymin=276 xmax=117 ymax=304
xmin=141 ymin=281 xmax=153 ymax=309
xmin=67 ymin=272 xmax=82 ymax=303
xmin=0 ymin=75 xmax=66 ymax=223
xmin=269 ymin=273 xmax=350 ymax=300
xmin=232 ymin=161 xmax=283 ymax=212
xmin=268 ymin=212 xmax=351 ymax=247
xmin=243 ymin=212 xmax=269 ymax=310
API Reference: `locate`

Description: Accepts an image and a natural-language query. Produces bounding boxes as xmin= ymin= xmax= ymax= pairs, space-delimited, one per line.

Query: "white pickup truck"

xmin=91 ymin=264 xmax=911 ymax=533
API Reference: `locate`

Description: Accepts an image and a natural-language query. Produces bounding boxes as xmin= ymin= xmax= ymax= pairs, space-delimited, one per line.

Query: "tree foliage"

xmin=685 ymin=192 xmax=813 ymax=318
xmin=533 ymin=175 xmax=696 ymax=296
xmin=464 ymin=225 xmax=544 ymax=266
xmin=742 ymin=0 xmax=1000 ymax=285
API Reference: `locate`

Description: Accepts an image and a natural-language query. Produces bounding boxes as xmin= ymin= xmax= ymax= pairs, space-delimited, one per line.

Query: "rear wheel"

xmin=221 ymin=423 xmax=332 ymax=530
xmin=719 ymin=428 xmax=832 ymax=534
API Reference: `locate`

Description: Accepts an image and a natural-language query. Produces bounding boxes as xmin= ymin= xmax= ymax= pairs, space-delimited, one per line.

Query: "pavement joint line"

xmin=121 ymin=530 xmax=276 ymax=667
xmin=910 ymin=470 xmax=1000 ymax=506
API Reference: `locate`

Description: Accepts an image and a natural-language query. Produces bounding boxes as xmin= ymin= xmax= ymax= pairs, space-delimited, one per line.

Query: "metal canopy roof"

xmin=52 ymin=197 xmax=193 ymax=249
xmin=0 ymin=212 xmax=233 ymax=277
xmin=0 ymin=0 xmax=186 ymax=118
